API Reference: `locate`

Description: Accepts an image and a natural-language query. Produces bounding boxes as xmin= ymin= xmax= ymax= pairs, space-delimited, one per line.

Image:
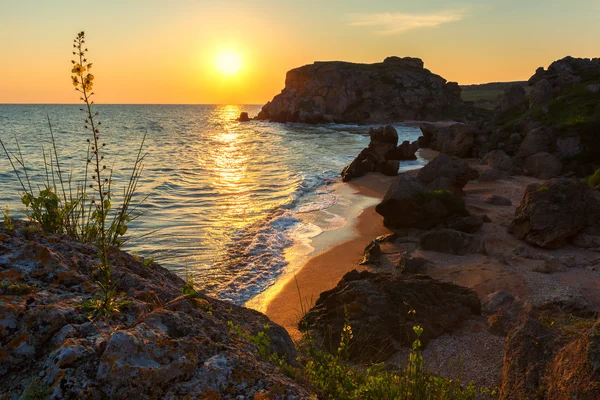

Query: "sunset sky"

xmin=1 ymin=0 xmax=599 ymax=104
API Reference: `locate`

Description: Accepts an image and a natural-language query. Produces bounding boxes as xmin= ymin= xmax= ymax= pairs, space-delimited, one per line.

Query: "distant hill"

xmin=460 ymin=81 xmax=528 ymax=110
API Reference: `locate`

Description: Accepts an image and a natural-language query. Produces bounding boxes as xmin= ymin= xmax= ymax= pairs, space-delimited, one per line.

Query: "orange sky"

xmin=1 ymin=0 xmax=599 ymax=104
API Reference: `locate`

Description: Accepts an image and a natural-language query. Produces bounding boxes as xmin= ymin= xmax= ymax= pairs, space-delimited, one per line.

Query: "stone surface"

xmin=417 ymin=153 xmax=479 ymax=196
xmin=0 ymin=225 xmax=310 ymax=399
xmin=484 ymin=195 xmax=512 ymax=206
xmin=375 ymin=175 xmax=470 ymax=229
xmin=499 ymin=84 xmax=527 ymax=113
xmin=419 ymin=228 xmax=486 ymax=255
xmin=391 ymin=140 xmax=419 ymax=161
xmin=360 ymin=240 xmax=381 ymax=265
xmin=508 ymin=178 xmax=600 ymax=249
xmin=256 ymin=57 xmax=467 ymax=123
xmin=341 ymin=125 xmax=400 ymax=182
xmin=478 ymin=168 xmax=505 ymax=182
xmin=300 ymin=270 xmax=480 ymax=363
xmin=517 ymin=127 xmax=555 ymax=157
xmin=524 ymin=152 xmax=562 ymax=179
xmin=444 ymin=215 xmax=485 ymax=233
xmin=419 ymin=123 xmax=476 ymax=158
xmin=236 ymin=111 xmax=250 ymax=122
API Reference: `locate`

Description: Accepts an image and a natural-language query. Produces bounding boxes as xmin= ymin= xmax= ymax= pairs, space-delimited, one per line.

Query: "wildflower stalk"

xmin=72 ymin=31 xmax=115 ymax=315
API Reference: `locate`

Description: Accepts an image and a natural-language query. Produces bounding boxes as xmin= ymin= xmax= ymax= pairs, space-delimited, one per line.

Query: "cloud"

xmin=348 ymin=10 xmax=465 ymax=35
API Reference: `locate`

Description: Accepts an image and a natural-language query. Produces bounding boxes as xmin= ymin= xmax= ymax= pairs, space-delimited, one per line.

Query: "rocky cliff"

xmin=256 ymin=56 xmax=466 ymax=124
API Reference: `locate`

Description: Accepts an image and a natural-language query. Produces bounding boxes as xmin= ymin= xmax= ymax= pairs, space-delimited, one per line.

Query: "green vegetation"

xmin=0 ymin=32 xmax=147 ymax=317
xmin=0 ymin=280 xmax=37 ymax=295
xmin=182 ymin=268 xmax=201 ymax=299
xmin=22 ymin=379 xmax=52 ymax=400
xmin=461 ymin=82 xmax=529 ymax=110
xmin=2 ymin=206 xmax=14 ymax=231
xmin=586 ymin=168 xmax=600 ymax=190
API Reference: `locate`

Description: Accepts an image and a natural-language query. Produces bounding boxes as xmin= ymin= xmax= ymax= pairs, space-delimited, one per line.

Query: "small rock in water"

xmin=236 ymin=111 xmax=250 ymax=122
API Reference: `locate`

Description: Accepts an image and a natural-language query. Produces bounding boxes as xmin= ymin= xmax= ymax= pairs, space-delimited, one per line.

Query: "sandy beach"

xmin=262 ymin=174 xmax=392 ymax=339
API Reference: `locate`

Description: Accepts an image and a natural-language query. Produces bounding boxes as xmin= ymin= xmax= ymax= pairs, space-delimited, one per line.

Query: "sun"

xmin=215 ymin=51 xmax=242 ymax=76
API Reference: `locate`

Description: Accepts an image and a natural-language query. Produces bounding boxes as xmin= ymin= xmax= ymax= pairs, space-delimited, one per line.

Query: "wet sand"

xmin=263 ymin=174 xmax=392 ymax=340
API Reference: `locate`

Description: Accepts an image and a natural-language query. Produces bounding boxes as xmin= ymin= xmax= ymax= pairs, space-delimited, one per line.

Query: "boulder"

xmin=360 ymin=240 xmax=381 ymax=265
xmin=482 ymin=291 xmax=527 ymax=336
xmin=256 ymin=57 xmax=467 ymax=123
xmin=524 ymin=152 xmax=562 ymax=179
xmin=391 ymin=140 xmax=419 ymax=160
xmin=419 ymin=123 xmax=475 ymax=158
xmin=341 ymin=125 xmax=400 ymax=182
xmin=484 ymin=195 xmax=512 ymax=206
xmin=375 ymin=175 xmax=469 ymax=229
xmin=419 ymin=228 xmax=486 ymax=255
xmin=508 ymin=178 xmax=600 ymax=249
xmin=518 ymin=127 xmax=555 ymax=157
xmin=300 ymin=270 xmax=480 ymax=362
xmin=417 ymin=153 xmax=479 ymax=195
xmin=236 ymin=111 xmax=250 ymax=122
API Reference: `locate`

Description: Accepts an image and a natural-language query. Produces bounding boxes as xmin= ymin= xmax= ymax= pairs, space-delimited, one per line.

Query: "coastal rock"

xmin=517 ymin=127 xmax=555 ymax=157
xmin=256 ymin=57 xmax=466 ymax=123
xmin=375 ymin=175 xmax=469 ymax=229
xmin=524 ymin=152 xmax=563 ymax=179
xmin=391 ymin=140 xmax=419 ymax=160
xmin=500 ymin=317 xmax=555 ymax=399
xmin=419 ymin=123 xmax=475 ymax=158
xmin=397 ymin=255 xmax=434 ymax=275
xmin=500 ymin=312 xmax=600 ymax=400
xmin=341 ymin=125 xmax=399 ymax=182
xmin=0 ymin=227 xmax=310 ymax=398
xmin=417 ymin=153 xmax=479 ymax=196
xmin=236 ymin=111 xmax=250 ymax=122
xmin=482 ymin=291 xmax=527 ymax=336
xmin=546 ymin=321 xmax=600 ymax=399
xmin=419 ymin=228 xmax=486 ymax=255
xmin=360 ymin=240 xmax=381 ymax=265
xmin=300 ymin=270 xmax=480 ymax=362
xmin=508 ymin=178 xmax=600 ymax=249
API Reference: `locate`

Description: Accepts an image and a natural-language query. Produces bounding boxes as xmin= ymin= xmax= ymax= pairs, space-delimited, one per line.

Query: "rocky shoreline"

xmin=2 ymin=55 xmax=599 ymax=399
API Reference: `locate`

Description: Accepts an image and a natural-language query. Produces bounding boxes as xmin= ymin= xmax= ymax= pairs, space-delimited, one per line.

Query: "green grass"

xmin=0 ymin=280 xmax=37 ymax=295
xmin=586 ymin=169 xmax=600 ymax=189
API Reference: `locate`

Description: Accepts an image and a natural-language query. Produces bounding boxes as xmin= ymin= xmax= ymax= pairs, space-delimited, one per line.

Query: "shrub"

xmin=586 ymin=169 xmax=600 ymax=190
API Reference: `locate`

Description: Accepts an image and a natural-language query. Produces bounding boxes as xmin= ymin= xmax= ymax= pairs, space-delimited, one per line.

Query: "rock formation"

xmin=236 ymin=111 xmax=250 ymax=122
xmin=256 ymin=57 xmax=466 ymax=123
xmin=0 ymin=223 xmax=309 ymax=398
xmin=416 ymin=153 xmax=479 ymax=196
xmin=341 ymin=125 xmax=419 ymax=182
xmin=300 ymin=270 xmax=480 ymax=363
xmin=375 ymin=174 xmax=470 ymax=229
xmin=508 ymin=178 xmax=600 ymax=249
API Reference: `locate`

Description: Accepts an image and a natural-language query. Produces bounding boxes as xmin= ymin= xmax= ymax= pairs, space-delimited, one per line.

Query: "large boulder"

xmin=524 ymin=152 xmax=563 ymax=179
xmin=417 ymin=153 xmax=479 ymax=196
xmin=391 ymin=140 xmax=419 ymax=160
xmin=508 ymin=178 xmax=600 ymax=249
xmin=256 ymin=57 xmax=467 ymax=123
xmin=517 ymin=127 xmax=555 ymax=157
xmin=419 ymin=228 xmax=486 ymax=255
xmin=300 ymin=270 xmax=480 ymax=363
xmin=419 ymin=123 xmax=476 ymax=158
xmin=341 ymin=125 xmax=399 ymax=182
xmin=375 ymin=174 xmax=469 ymax=229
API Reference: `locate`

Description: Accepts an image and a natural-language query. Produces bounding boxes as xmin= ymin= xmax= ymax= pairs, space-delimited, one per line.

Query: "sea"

xmin=0 ymin=104 xmax=423 ymax=306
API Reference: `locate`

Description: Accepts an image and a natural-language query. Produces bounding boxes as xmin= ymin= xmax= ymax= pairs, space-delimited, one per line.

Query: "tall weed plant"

xmin=0 ymin=32 xmax=146 ymax=316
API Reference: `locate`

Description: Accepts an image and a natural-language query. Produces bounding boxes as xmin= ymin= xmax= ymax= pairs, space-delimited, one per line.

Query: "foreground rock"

xmin=508 ymin=177 xmax=600 ymax=249
xmin=500 ymin=313 xmax=600 ymax=400
xmin=342 ymin=125 xmax=400 ymax=181
xmin=416 ymin=153 xmax=479 ymax=196
xmin=375 ymin=174 xmax=470 ymax=229
xmin=0 ymin=225 xmax=309 ymax=399
xmin=300 ymin=270 xmax=480 ymax=363
xmin=256 ymin=56 xmax=466 ymax=123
